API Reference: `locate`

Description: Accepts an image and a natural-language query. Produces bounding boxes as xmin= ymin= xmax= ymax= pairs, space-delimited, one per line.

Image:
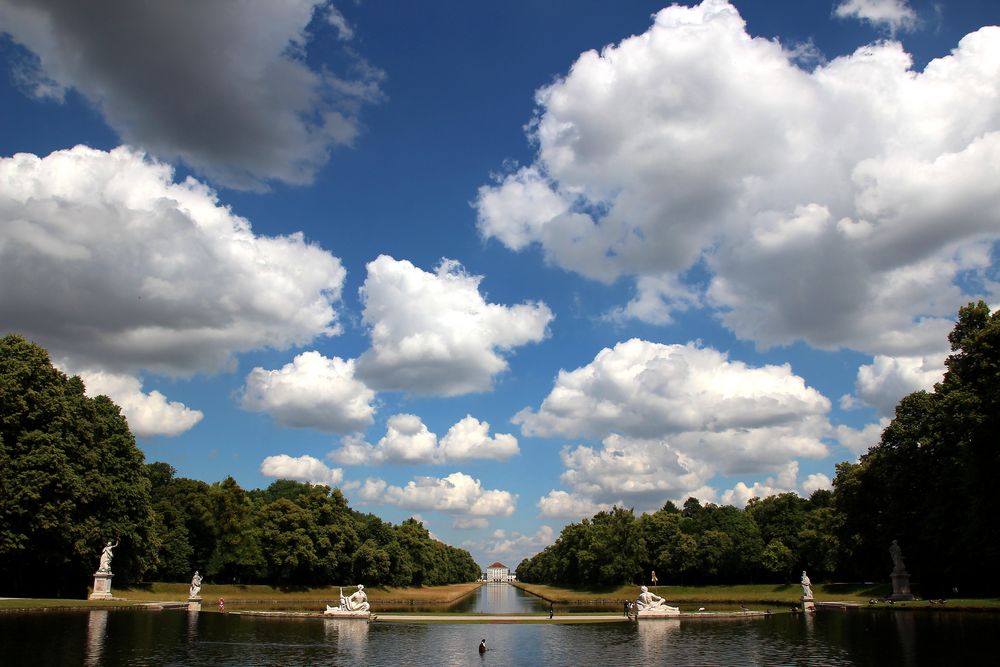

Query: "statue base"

xmin=188 ymin=596 xmax=202 ymax=612
xmin=89 ymin=572 xmax=114 ymax=600
xmin=801 ymin=596 xmax=816 ymax=613
xmin=889 ymin=572 xmax=914 ymax=601
xmin=324 ymin=606 xmax=371 ymax=618
xmin=636 ymin=605 xmax=680 ymax=618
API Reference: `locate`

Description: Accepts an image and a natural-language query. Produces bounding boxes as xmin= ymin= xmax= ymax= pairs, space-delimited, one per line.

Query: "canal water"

xmin=1 ymin=585 xmax=998 ymax=666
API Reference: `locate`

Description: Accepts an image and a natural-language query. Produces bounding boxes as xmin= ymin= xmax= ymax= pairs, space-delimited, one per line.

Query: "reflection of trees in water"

xmin=84 ymin=610 xmax=108 ymax=667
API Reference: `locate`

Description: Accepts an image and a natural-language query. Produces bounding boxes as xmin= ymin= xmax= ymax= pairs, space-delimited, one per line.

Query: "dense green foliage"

xmin=0 ymin=334 xmax=157 ymax=597
xmin=517 ymin=493 xmax=832 ymax=587
xmin=834 ymin=301 xmax=1000 ymax=595
xmin=0 ymin=334 xmax=479 ymax=595
xmin=519 ymin=303 xmax=999 ymax=595
xmin=144 ymin=467 xmax=482 ymax=588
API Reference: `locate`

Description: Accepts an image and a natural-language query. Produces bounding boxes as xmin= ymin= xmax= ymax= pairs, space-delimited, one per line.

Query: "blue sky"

xmin=1 ymin=0 xmax=998 ymax=568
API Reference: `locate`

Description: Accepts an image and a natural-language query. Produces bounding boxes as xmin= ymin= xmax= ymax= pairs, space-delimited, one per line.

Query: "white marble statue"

xmin=190 ymin=571 xmax=203 ymax=598
xmin=635 ymin=585 xmax=679 ymax=616
xmin=800 ymin=571 xmax=813 ymax=598
xmin=636 ymin=585 xmax=667 ymax=611
xmin=97 ymin=540 xmax=119 ymax=573
xmin=325 ymin=585 xmax=371 ymax=616
xmin=343 ymin=584 xmax=369 ymax=611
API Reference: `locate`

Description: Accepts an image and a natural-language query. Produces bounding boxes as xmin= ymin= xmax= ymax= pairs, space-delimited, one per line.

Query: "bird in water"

xmin=479 ymin=639 xmax=487 ymax=654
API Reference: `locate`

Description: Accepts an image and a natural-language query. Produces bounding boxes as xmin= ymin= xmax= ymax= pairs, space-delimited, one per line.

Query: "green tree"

xmin=832 ymin=302 xmax=1000 ymax=593
xmin=353 ymin=539 xmax=391 ymax=583
xmin=145 ymin=462 xmax=216 ymax=581
xmin=208 ymin=477 xmax=265 ymax=583
xmin=258 ymin=498 xmax=319 ymax=584
xmin=0 ymin=334 xmax=156 ymax=596
xmin=760 ymin=539 xmax=795 ymax=579
xmin=745 ymin=493 xmax=807 ymax=557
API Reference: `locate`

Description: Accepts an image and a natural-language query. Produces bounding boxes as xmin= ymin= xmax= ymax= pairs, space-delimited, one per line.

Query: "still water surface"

xmin=1 ymin=585 xmax=997 ymax=666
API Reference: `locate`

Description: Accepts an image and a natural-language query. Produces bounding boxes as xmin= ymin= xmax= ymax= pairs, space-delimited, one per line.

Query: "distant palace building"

xmin=483 ymin=561 xmax=515 ymax=582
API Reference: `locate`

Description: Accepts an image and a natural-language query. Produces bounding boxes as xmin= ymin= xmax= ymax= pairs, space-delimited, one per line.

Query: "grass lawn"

xmin=1 ymin=582 xmax=483 ymax=612
xmin=511 ymin=581 xmax=1000 ymax=607
xmin=4 ymin=581 xmax=997 ymax=612
xmin=0 ymin=598 xmax=141 ymax=610
xmin=113 ymin=581 xmax=482 ymax=604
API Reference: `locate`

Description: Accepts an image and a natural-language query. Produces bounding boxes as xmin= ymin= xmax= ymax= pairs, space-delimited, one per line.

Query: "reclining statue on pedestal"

xmin=325 ymin=584 xmax=370 ymax=615
xmin=635 ymin=585 xmax=680 ymax=615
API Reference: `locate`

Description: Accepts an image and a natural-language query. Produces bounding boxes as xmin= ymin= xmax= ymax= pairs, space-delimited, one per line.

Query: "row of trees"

xmin=0 ymin=334 xmax=479 ymax=597
xmin=145 ymin=466 xmax=480 ymax=588
xmin=519 ymin=303 xmax=999 ymax=596
xmin=3 ymin=300 xmax=996 ymax=596
xmin=515 ymin=492 xmax=836 ymax=587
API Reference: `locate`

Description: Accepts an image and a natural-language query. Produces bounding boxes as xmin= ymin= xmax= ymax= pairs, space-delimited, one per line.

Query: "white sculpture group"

xmin=325 ymin=584 xmax=371 ymax=617
xmin=635 ymin=585 xmax=680 ymax=617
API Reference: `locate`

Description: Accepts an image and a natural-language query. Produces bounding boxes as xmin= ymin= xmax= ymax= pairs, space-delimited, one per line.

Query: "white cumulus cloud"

xmin=463 ymin=526 xmax=556 ymax=563
xmin=721 ymin=462 xmax=800 ymax=508
xmin=536 ymin=490 xmax=613 ymax=519
xmin=357 ymin=472 xmax=516 ymax=518
xmin=439 ymin=415 xmax=519 ymax=461
xmin=260 ymin=454 xmax=344 ymax=486
xmin=802 ymin=472 xmax=833 ymax=495
xmin=328 ymin=414 xmax=519 ymax=465
xmin=240 ymin=351 xmax=375 ymax=433
xmin=848 ymin=352 xmax=946 ymax=416
xmin=78 ymin=368 xmax=202 ymax=437
xmin=0 ymin=0 xmax=383 ymax=188
xmin=476 ymin=0 xmax=1000 ymax=360
xmin=835 ymin=419 xmax=891 ymax=458
xmin=834 ymin=0 xmax=919 ymax=34
xmin=0 ymin=146 xmax=346 ymax=377
xmin=516 ymin=339 xmax=831 ymax=446
xmin=355 ymin=255 xmax=553 ymax=395
xmin=519 ymin=338 xmax=832 ymax=513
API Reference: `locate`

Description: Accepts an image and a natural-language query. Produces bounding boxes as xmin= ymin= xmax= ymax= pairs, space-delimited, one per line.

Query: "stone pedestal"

xmin=636 ymin=605 xmax=680 ymax=618
xmin=324 ymin=606 xmax=371 ymax=619
xmin=890 ymin=572 xmax=914 ymax=601
xmin=89 ymin=572 xmax=114 ymax=600
xmin=801 ymin=596 xmax=816 ymax=613
xmin=188 ymin=596 xmax=202 ymax=612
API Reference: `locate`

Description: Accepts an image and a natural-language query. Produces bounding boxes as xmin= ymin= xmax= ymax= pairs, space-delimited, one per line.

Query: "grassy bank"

xmin=513 ymin=582 xmax=1000 ymax=610
xmin=0 ymin=598 xmax=141 ymax=610
xmin=0 ymin=581 xmax=483 ymax=610
xmin=116 ymin=581 xmax=482 ymax=603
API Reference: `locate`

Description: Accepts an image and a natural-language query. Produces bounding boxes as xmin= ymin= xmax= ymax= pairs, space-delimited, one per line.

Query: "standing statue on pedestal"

xmin=190 ymin=571 xmax=203 ymax=598
xmin=888 ymin=539 xmax=914 ymax=601
xmin=800 ymin=571 xmax=813 ymax=598
xmin=800 ymin=570 xmax=816 ymax=612
xmin=97 ymin=540 xmax=119 ymax=573
xmin=889 ymin=539 xmax=907 ymax=574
